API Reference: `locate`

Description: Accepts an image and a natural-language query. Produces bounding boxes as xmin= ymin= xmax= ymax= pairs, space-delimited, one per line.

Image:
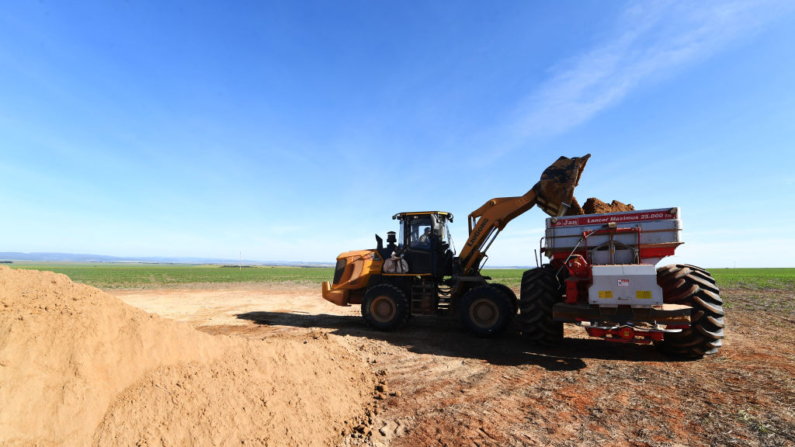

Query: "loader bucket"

xmin=534 ymin=154 xmax=590 ymax=217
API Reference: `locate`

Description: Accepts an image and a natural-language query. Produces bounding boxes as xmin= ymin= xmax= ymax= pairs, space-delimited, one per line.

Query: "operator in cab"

xmin=419 ymin=227 xmax=432 ymax=245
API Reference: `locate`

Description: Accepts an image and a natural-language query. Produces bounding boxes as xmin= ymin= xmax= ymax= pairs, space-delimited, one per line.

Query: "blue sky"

xmin=1 ymin=0 xmax=794 ymax=267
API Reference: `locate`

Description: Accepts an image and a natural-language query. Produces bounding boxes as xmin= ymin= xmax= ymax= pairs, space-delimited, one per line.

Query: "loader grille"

xmin=332 ymin=259 xmax=347 ymax=285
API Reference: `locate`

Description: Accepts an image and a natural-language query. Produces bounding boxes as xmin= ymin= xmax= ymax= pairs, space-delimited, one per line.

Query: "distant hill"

xmin=0 ymin=252 xmax=333 ymax=267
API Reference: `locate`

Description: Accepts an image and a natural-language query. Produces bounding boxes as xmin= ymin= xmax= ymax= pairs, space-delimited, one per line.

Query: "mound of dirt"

xmin=0 ymin=266 xmax=373 ymax=447
xmin=582 ymin=198 xmax=634 ymax=214
xmin=566 ymin=197 xmax=635 ymax=215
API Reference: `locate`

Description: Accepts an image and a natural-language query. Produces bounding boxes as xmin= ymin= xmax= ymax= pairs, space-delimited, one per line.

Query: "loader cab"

xmin=392 ymin=211 xmax=455 ymax=277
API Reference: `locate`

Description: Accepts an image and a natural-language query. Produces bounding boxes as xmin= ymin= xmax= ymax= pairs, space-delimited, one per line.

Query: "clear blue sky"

xmin=1 ymin=1 xmax=793 ymax=267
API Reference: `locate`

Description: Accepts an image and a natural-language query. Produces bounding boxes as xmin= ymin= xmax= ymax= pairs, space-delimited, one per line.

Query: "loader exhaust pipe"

xmin=534 ymin=154 xmax=590 ymax=217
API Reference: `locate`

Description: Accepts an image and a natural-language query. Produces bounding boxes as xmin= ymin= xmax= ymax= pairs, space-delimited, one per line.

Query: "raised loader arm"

xmin=458 ymin=154 xmax=590 ymax=275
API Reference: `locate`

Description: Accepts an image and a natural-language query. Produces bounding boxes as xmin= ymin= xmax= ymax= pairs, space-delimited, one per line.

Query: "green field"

xmin=5 ymin=262 xmax=794 ymax=291
xmin=6 ymin=262 xmax=334 ymax=289
xmin=706 ymin=268 xmax=795 ymax=290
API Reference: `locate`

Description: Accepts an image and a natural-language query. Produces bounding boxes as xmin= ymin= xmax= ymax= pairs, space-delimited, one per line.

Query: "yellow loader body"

xmin=321 ymin=249 xmax=383 ymax=306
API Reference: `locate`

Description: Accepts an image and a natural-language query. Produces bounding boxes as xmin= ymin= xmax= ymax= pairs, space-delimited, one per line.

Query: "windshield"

xmin=409 ymin=217 xmax=432 ymax=249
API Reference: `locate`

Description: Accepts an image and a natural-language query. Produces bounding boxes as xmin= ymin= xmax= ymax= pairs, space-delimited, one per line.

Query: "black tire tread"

xmin=490 ymin=283 xmax=519 ymax=317
xmin=655 ymin=264 xmax=725 ymax=358
xmin=518 ymin=268 xmax=563 ymax=345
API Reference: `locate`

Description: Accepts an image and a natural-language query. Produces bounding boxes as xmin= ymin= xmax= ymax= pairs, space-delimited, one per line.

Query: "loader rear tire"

xmin=655 ymin=264 xmax=725 ymax=358
xmin=362 ymin=284 xmax=409 ymax=331
xmin=459 ymin=285 xmax=513 ymax=337
xmin=490 ymin=283 xmax=518 ymax=316
xmin=518 ymin=267 xmax=563 ymax=345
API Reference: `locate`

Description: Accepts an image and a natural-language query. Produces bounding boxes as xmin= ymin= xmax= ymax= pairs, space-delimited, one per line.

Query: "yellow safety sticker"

xmin=598 ymin=291 xmax=613 ymax=299
xmin=636 ymin=291 xmax=652 ymax=299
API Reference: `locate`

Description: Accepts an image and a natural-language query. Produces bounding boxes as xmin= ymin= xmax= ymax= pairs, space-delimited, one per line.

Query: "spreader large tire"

xmin=518 ymin=267 xmax=563 ymax=345
xmin=655 ymin=264 xmax=725 ymax=358
xmin=459 ymin=285 xmax=513 ymax=337
xmin=362 ymin=284 xmax=410 ymax=331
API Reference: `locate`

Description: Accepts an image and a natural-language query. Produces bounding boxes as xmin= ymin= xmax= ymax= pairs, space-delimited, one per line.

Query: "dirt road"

xmin=113 ymin=284 xmax=795 ymax=447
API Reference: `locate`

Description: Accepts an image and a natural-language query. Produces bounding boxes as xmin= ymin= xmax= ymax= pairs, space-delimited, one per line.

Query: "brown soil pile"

xmin=583 ymin=198 xmax=634 ymax=214
xmin=566 ymin=197 xmax=635 ymax=215
xmin=0 ymin=266 xmax=373 ymax=447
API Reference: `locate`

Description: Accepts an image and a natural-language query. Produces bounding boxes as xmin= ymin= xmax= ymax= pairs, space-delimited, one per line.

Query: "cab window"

xmin=409 ymin=217 xmax=432 ymax=249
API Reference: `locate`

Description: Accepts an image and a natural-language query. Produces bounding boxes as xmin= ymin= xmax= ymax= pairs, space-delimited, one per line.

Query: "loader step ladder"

xmin=436 ymin=285 xmax=452 ymax=315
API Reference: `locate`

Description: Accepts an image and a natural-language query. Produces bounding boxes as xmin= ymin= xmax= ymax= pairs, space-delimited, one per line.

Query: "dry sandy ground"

xmin=112 ymin=283 xmax=795 ymax=447
xmin=0 ymin=268 xmax=375 ymax=447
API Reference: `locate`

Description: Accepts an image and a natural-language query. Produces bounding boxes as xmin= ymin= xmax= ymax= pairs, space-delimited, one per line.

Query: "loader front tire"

xmin=655 ymin=264 xmax=725 ymax=358
xmin=362 ymin=284 xmax=409 ymax=331
xmin=518 ymin=267 xmax=563 ymax=345
xmin=460 ymin=285 xmax=513 ymax=337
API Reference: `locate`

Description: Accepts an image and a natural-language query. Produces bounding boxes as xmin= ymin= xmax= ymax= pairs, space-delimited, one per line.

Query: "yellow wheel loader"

xmin=321 ymin=154 xmax=590 ymax=336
